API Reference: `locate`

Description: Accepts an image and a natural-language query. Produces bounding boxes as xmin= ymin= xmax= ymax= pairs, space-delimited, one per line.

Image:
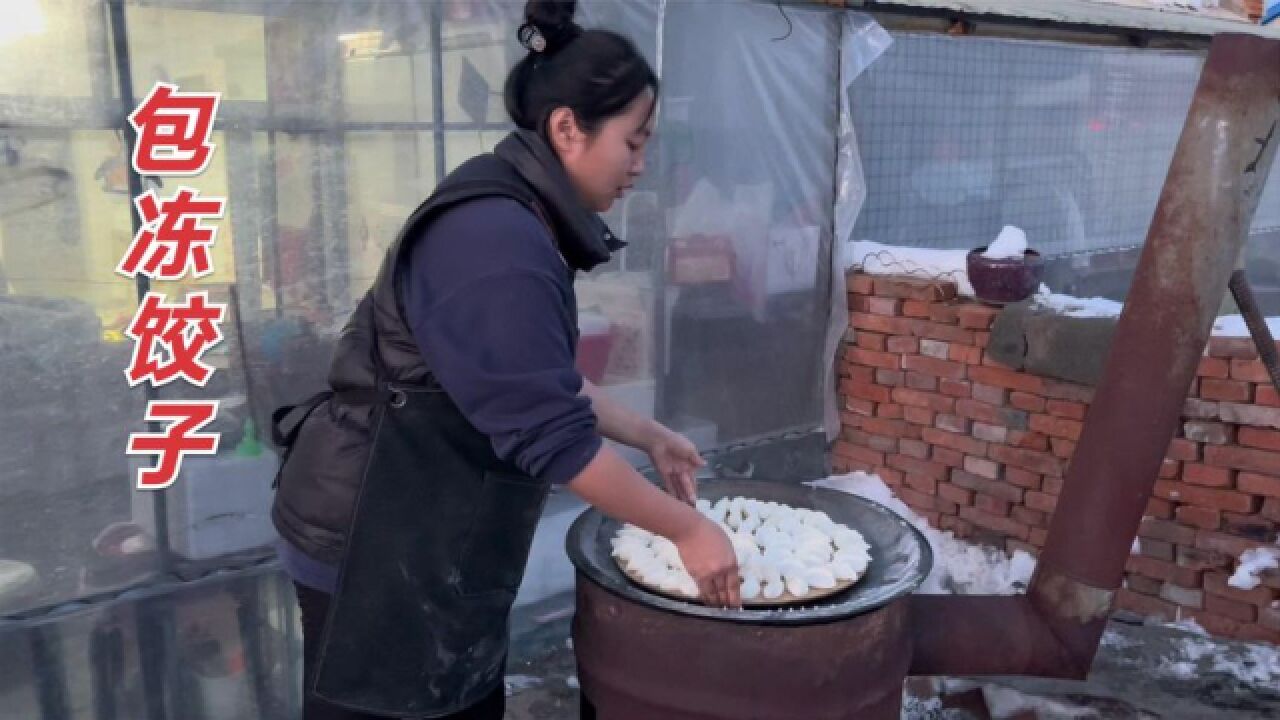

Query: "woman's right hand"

xmin=674 ymin=517 xmax=741 ymax=608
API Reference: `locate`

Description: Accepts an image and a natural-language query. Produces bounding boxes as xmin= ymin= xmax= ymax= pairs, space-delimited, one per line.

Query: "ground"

xmin=503 ymin=615 xmax=1280 ymax=720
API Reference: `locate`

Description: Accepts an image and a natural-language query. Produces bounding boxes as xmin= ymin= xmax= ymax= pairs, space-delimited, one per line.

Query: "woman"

xmin=269 ymin=2 xmax=740 ymax=718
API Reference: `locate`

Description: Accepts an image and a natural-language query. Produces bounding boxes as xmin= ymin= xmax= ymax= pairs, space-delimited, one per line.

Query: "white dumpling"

xmin=784 ymin=573 xmax=809 ymax=597
xmin=712 ymin=497 xmax=730 ymax=519
xmin=804 ymin=567 xmax=837 ymax=589
xmin=829 ymin=561 xmax=859 ymax=581
xmin=740 ymin=575 xmax=761 ymax=600
xmin=795 ymin=551 xmax=828 ymax=570
xmin=758 ymin=558 xmax=782 ymax=586
xmin=658 ymin=570 xmax=687 ymax=594
xmin=778 ymin=560 xmax=806 ymax=579
xmin=617 ymin=525 xmax=653 ymax=543
xmin=762 ymin=579 xmax=786 ymax=599
xmin=679 ymin=576 xmax=699 ymax=598
xmin=738 ymin=514 xmax=761 ymax=534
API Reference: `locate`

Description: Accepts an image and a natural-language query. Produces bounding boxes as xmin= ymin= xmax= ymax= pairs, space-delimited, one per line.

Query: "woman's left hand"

xmin=644 ymin=424 xmax=705 ymax=505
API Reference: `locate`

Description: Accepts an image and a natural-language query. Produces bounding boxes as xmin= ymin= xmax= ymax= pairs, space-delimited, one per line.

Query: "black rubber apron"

xmin=310 ymin=378 xmax=551 ymax=717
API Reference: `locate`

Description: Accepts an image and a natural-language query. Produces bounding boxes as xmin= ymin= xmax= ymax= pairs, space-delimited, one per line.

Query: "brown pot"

xmin=966 ymin=248 xmax=1044 ymax=305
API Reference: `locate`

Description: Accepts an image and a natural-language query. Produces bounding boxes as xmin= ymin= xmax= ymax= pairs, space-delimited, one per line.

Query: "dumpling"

xmin=740 ymin=575 xmax=761 ymax=600
xmin=762 ymin=579 xmax=786 ymax=600
xmin=783 ymin=573 xmax=809 ymax=597
xmin=829 ymin=561 xmax=859 ymax=582
xmin=804 ymin=567 xmax=837 ymax=590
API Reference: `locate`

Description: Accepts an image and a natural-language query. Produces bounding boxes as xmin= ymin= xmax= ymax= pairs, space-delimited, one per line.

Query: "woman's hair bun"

xmin=519 ymin=0 xmax=582 ymax=55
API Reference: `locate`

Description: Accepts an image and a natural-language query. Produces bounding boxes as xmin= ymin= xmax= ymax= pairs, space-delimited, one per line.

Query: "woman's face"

xmin=551 ymin=88 xmax=655 ymax=213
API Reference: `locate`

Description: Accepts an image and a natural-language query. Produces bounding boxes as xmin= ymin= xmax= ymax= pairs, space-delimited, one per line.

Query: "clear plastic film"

xmin=824 ymin=13 xmax=894 ymax=440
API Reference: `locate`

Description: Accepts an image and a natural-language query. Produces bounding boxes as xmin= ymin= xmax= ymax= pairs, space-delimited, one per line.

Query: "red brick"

xmin=1127 ymin=555 xmax=1204 ymax=588
xmin=974 ymin=493 xmax=1011 ymax=517
xmin=948 ymin=470 xmax=1023 ymax=503
xmin=1011 ymin=431 xmax=1050 ymax=453
xmin=939 ymin=483 xmax=975 ymax=506
xmin=1199 ymin=378 xmax=1252 ymax=403
xmin=1204 ymin=593 xmax=1258 ymax=623
xmin=879 ymin=468 xmax=905 ymax=487
xmin=1159 ymin=459 xmax=1181 ymax=480
xmin=1207 ymin=336 xmax=1258 ymax=359
xmin=851 ymin=312 xmax=920 ymax=337
xmin=897 ymin=486 xmax=939 ymax=513
xmin=1007 ymin=539 xmax=1038 ymax=557
xmin=849 ymin=273 xmax=875 ymax=295
xmin=886 ymin=335 xmax=919 ymax=354
xmin=1197 ymin=356 xmax=1230 ymax=379
xmin=1258 ymin=385 xmax=1280 ymax=407
xmin=1218 ymin=402 xmax=1280 ymax=429
xmin=886 ymin=454 xmax=949 ymax=483
xmin=1139 ymin=517 xmax=1197 ymax=546
xmin=875 ymin=403 xmax=904 ymax=420
xmin=1030 ymin=527 xmax=1049 ymax=545
xmin=959 ymin=507 xmax=1030 ymax=540
xmin=1238 ymin=472 xmax=1280 ymax=498
xmin=1176 ymin=545 xmax=1232 ymax=571
xmin=904 ymin=472 xmax=939 ymax=496
xmin=856 ymin=331 xmax=889 ymax=353
xmin=1042 ymin=380 xmax=1095 ymax=403
xmin=948 ymin=343 xmax=984 ymax=365
xmin=833 ymin=442 xmax=885 ymax=468
xmin=1176 ymin=505 xmax=1221 ymax=530
xmin=1167 ymin=438 xmax=1199 ymax=462
xmin=843 ymin=428 xmax=898 ymax=454
xmin=1046 ymin=399 xmax=1086 ymax=420
xmin=958 ymin=305 xmax=1000 ymax=330
xmin=927 ymin=304 xmax=960 ymax=325
xmin=926 ymin=425 xmax=983 ymax=453
xmin=1230 ymin=358 xmax=1272 ymax=383
xmin=874 ymin=368 xmax=905 ymax=387
xmin=1238 ymin=427 xmax=1280 ymax=452
xmin=974 ymin=331 xmax=992 ymax=349
xmin=935 ymin=413 xmax=970 ymax=434
xmin=972 ymin=383 xmax=1008 ymax=405
xmin=940 ymin=379 xmax=971 ymax=398
xmin=1025 ymin=491 xmax=1058 ymax=513
xmin=1138 ymin=538 xmax=1175 ymax=561
xmin=842 ymin=362 xmax=875 ymax=383
xmin=956 ymin=400 xmax=1030 ymax=430
xmin=1153 ymin=482 xmax=1258 ymax=513
xmin=972 ymin=422 xmax=1008 ymax=445
xmin=845 ymin=379 xmax=893 ymax=404
xmin=847 ymin=346 xmax=901 ymax=371
xmin=891 ymin=387 xmax=955 ymax=413
xmin=1050 ymin=437 xmax=1077 ymax=460
xmin=901 ymin=353 xmax=967 ymax=381
xmin=919 ymin=339 xmax=950 ymax=359
xmin=1006 ymin=467 xmax=1042 ymax=490
xmin=1183 ymin=421 xmax=1231 ymax=446
xmin=1195 ymin=530 xmax=1266 ymax=558
xmin=963 ymin=454 xmax=1001 ymax=479
xmin=1182 ymin=463 xmax=1232 ymax=488
xmin=1221 ymin=512 xmax=1275 ymax=541
xmin=1261 ymin=604 xmax=1280 ymax=632
xmin=873 ymin=276 xmax=957 ymax=301
xmin=1264 ymin=498 xmax=1280 ymax=523
xmin=1183 ymin=610 xmax=1246 ymax=639
xmin=1204 ymin=571 xmax=1276 ymax=607
xmin=938 ymin=514 xmax=970 ymax=535
xmin=1010 ymin=392 xmax=1046 ymax=413
xmin=901 ymin=300 xmax=931 ymax=318
xmin=1183 ymin=398 xmax=1221 ymax=420
xmin=900 ymin=438 xmax=930 ymax=460
xmin=1042 ymin=475 xmax=1064 ymax=494
xmin=1127 ymin=573 xmax=1164 ymax=596
xmin=904 ymin=406 xmax=936 ymax=426
xmin=868 ymin=296 xmax=902 ymax=316
xmin=1011 ymin=505 xmax=1046 ymax=527
xmin=918 ymin=322 xmax=976 ymax=345
xmin=844 ymin=398 xmax=875 ymax=416
xmin=1116 ymin=588 xmax=1177 ymax=621
xmin=1238 ymin=622 xmax=1280 ymax=644
xmin=1146 ymin=497 xmax=1175 ymax=519
xmin=1031 ymin=414 xmax=1083 ymax=441
xmin=990 ymin=444 xmax=1064 ymax=477
xmin=969 ymin=365 xmax=1044 ymax=395
xmin=904 ymin=372 xmax=939 ymax=392
xmin=1205 ymin=444 xmax=1280 ymax=476
xmin=932 ymin=446 xmax=964 ymax=468
xmin=849 ymin=294 xmax=870 ymax=313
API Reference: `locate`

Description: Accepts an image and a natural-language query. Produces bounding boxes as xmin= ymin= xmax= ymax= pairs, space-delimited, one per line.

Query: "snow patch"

xmin=1228 ymin=543 xmax=1280 ymax=591
xmin=983 ymin=225 xmax=1028 ymax=259
xmin=809 ymin=471 xmax=1035 ymax=595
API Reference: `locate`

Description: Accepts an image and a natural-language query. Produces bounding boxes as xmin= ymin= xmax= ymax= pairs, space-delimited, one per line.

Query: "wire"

xmin=772 ymin=0 xmax=794 ymax=42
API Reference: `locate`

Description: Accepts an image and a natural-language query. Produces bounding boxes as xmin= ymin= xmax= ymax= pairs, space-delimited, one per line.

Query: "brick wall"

xmin=836 ymin=271 xmax=1280 ymax=644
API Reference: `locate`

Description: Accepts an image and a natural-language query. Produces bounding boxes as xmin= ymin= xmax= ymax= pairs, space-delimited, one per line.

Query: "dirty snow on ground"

xmin=1156 ymin=632 xmax=1280 ymax=688
xmin=1228 ymin=542 xmax=1280 ymax=591
xmin=809 ymin=471 xmax=1036 ymax=595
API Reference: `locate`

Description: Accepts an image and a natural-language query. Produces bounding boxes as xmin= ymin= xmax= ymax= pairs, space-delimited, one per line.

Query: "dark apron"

xmin=306 ymin=379 xmax=551 ymax=717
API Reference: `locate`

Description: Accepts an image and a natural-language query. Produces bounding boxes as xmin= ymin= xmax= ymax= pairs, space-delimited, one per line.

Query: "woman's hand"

xmin=673 ymin=516 xmax=741 ymax=608
xmin=644 ymin=423 xmax=705 ymax=505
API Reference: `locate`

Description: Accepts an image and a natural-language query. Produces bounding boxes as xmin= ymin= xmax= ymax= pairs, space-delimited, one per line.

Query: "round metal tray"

xmin=566 ymin=478 xmax=933 ymax=626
